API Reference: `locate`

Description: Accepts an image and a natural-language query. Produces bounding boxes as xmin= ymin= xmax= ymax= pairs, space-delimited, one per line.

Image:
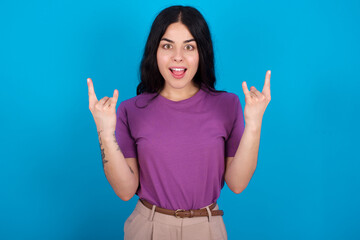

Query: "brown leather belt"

xmin=140 ymin=198 xmax=224 ymax=218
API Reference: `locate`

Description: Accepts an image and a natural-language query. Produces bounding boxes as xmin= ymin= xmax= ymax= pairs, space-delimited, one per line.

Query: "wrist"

xmin=97 ymin=128 xmax=115 ymax=141
xmin=245 ymin=121 xmax=262 ymax=132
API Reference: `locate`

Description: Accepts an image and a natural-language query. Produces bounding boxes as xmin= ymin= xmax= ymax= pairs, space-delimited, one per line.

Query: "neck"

xmin=160 ymin=83 xmax=200 ymax=101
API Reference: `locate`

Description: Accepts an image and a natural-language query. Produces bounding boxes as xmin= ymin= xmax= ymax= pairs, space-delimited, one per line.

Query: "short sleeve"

xmin=115 ymin=101 xmax=137 ymax=158
xmin=225 ymin=95 xmax=245 ymax=157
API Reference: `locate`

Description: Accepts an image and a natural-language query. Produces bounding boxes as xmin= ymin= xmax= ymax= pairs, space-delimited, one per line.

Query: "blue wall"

xmin=1 ymin=0 xmax=359 ymax=239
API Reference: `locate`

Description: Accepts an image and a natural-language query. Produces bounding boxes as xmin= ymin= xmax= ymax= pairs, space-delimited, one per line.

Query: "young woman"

xmin=87 ymin=5 xmax=271 ymax=240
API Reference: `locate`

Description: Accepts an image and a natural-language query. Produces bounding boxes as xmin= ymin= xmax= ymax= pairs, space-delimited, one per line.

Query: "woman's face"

xmin=157 ymin=22 xmax=199 ymax=91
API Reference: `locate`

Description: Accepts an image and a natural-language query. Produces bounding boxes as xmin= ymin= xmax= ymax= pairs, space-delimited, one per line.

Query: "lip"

xmin=169 ymin=66 xmax=187 ymax=79
xmin=169 ymin=66 xmax=186 ymax=69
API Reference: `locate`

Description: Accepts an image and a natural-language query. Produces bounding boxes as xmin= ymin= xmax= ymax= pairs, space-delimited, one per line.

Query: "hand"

xmin=87 ymin=78 xmax=119 ymax=134
xmin=241 ymin=70 xmax=271 ymax=128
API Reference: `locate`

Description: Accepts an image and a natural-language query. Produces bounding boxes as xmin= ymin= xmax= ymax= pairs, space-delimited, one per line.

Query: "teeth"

xmin=171 ymin=68 xmax=185 ymax=71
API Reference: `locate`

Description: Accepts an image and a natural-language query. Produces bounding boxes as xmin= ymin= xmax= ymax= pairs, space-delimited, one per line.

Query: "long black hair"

xmin=136 ymin=5 xmax=226 ymax=105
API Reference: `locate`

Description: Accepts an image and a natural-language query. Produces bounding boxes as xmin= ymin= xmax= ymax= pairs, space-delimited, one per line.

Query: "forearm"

xmin=97 ymin=129 xmax=138 ymax=200
xmin=225 ymin=123 xmax=261 ymax=193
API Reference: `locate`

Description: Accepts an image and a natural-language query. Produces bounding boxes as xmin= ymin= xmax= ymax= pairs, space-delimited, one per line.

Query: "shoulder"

xmin=117 ymin=92 xmax=155 ymax=111
xmin=205 ymin=89 xmax=240 ymax=104
xmin=222 ymin=91 xmax=239 ymax=101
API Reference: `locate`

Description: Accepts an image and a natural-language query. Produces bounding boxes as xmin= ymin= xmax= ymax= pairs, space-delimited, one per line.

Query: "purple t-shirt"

xmin=115 ymin=86 xmax=245 ymax=210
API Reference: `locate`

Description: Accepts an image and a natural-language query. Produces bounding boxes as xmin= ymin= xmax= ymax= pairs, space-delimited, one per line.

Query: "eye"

xmin=162 ymin=44 xmax=172 ymax=49
xmin=185 ymin=44 xmax=195 ymax=51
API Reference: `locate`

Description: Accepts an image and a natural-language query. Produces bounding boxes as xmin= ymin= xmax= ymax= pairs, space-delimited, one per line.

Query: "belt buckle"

xmin=174 ymin=209 xmax=186 ymax=218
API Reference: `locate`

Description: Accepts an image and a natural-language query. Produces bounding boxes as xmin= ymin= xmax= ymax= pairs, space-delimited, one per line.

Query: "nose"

xmin=172 ymin=48 xmax=183 ymax=62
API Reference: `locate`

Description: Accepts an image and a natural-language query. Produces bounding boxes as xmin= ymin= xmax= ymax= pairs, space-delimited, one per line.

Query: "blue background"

xmin=1 ymin=0 xmax=359 ymax=239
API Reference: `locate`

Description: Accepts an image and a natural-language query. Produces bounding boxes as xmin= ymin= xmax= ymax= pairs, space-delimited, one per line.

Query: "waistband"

xmin=140 ymin=198 xmax=224 ymax=218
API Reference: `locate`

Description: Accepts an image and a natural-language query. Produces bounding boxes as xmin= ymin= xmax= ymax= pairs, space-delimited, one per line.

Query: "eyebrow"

xmin=160 ymin=38 xmax=196 ymax=43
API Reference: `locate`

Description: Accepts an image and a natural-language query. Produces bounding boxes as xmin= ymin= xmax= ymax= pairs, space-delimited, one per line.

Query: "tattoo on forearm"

xmin=98 ymin=130 xmax=108 ymax=167
xmin=112 ymin=134 xmax=133 ymax=174
xmin=112 ymin=132 xmax=120 ymax=151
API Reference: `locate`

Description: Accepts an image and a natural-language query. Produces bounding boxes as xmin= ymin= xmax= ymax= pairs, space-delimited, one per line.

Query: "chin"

xmin=166 ymin=79 xmax=193 ymax=89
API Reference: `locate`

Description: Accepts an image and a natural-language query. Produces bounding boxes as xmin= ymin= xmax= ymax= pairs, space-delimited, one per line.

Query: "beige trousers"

xmin=124 ymin=199 xmax=228 ymax=240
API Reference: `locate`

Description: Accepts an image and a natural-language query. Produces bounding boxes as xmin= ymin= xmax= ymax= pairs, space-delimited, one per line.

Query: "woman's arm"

xmin=225 ymin=70 xmax=271 ymax=193
xmin=225 ymin=123 xmax=261 ymax=194
xmin=98 ymin=129 xmax=139 ymax=201
xmin=87 ymin=77 xmax=139 ymax=201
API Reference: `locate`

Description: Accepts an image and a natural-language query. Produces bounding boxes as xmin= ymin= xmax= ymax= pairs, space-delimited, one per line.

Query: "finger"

xmin=105 ymin=98 xmax=112 ymax=108
xmin=110 ymin=89 xmax=119 ymax=109
xmin=250 ymin=86 xmax=257 ymax=92
xmin=242 ymin=81 xmax=251 ymax=97
xmin=104 ymin=97 xmax=112 ymax=107
xmin=250 ymin=91 xmax=257 ymax=99
xmin=87 ymin=78 xmax=98 ymax=106
xmin=98 ymin=97 xmax=110 ymax=107
xmin=262 ymin=70 xmax=271 ymax=99
xmin=251 ymin=88 xmax=263 ymax=99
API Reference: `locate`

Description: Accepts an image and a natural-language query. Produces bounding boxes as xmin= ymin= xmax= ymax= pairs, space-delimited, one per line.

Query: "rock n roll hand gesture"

xmin=87 ymin=78 xmax=119 ymax=135
xmin=241 ymin=70 xmax=271 ymax=128
xmin=224 ymin=71 xmax=271 ymax=191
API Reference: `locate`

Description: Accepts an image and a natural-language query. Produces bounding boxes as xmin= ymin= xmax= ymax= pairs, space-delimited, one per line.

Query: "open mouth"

xmin=169 ymin=67 xmax=187 ymax=79
xmin=169 ymin=67 xmax=187 ymax=74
